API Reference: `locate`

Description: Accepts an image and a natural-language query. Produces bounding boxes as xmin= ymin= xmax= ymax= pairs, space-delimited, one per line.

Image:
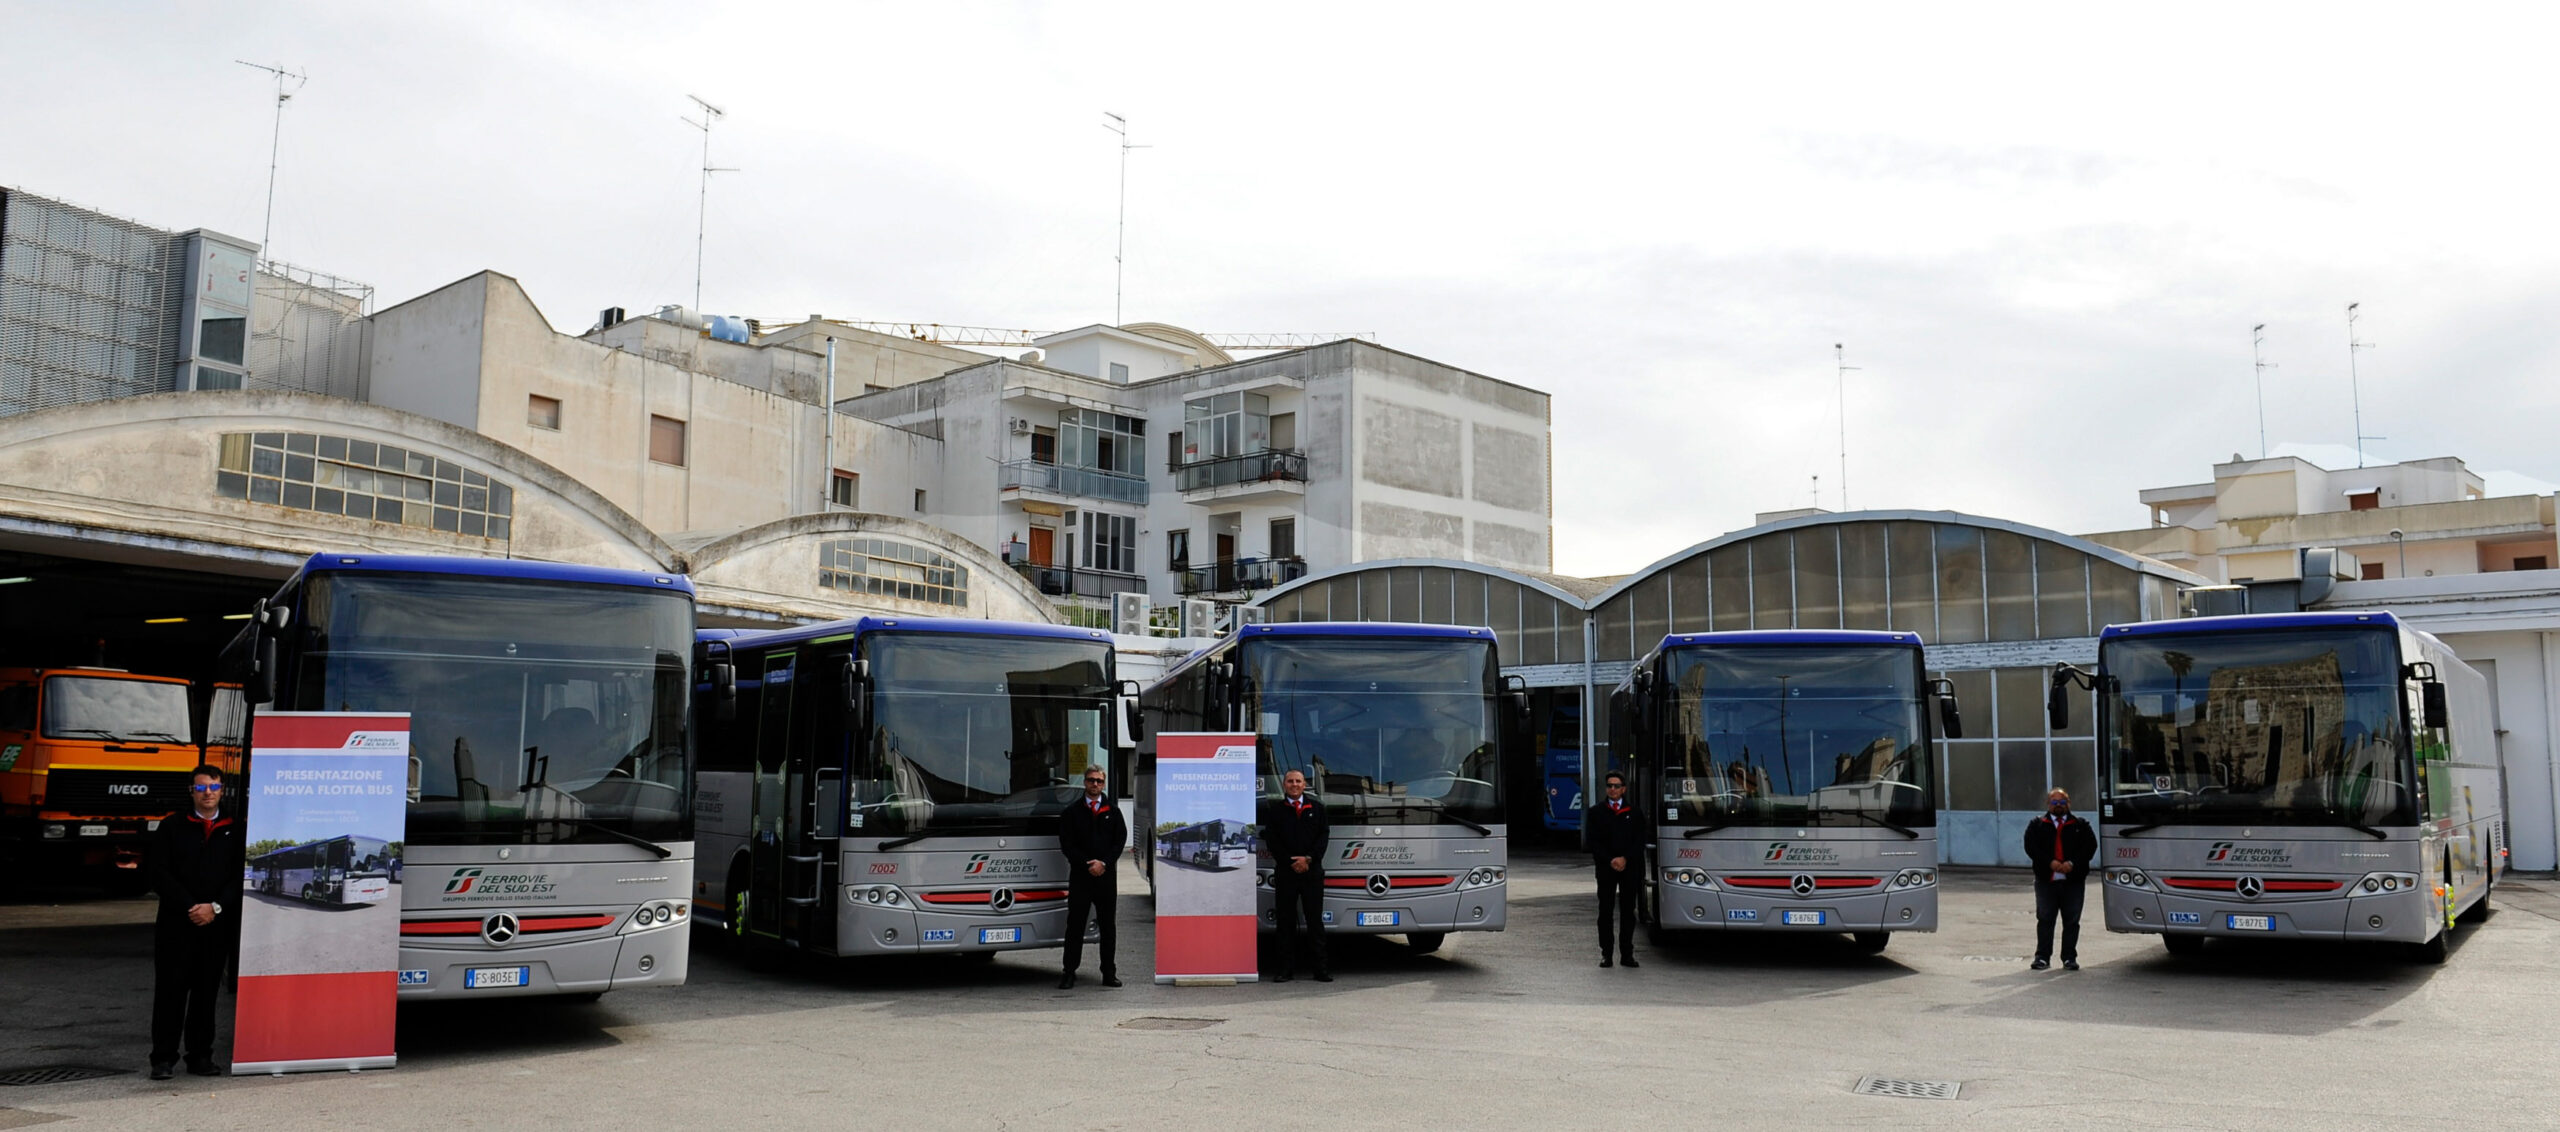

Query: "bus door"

xmin=779 ymin=648 xmax=853 ymax=952
xmin=746 ymin=652 xmax=796 ymax=938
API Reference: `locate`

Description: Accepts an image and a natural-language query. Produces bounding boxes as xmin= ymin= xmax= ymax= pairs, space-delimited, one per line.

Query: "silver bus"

xmin=251 ymin=834 xmax=395 ymax=905
xmin=1613 ymin=630 xmax=1960 ymax=953
xmin=1159 ymin=819 xmax=1252 ymax=871
xmin=2054 ymin=610 xmax=2506 ymax=962
xmin=228 ymin=553 xmax=696 ymax=999
xmin=692 ymin=617 xmax=1132 ymax=958
xmin=1137 ymin=623 xmax=1519 ymax=955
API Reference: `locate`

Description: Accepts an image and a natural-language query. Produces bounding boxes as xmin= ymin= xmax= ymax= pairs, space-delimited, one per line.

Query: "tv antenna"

xmin=681 ymin=94 xmax=739 ymax=315
xmin=1102 ymin=112 xmax=1149 ymax=326
xmin=2347 ymin=302 xmax=2382 ymax=467
xmin=1834 ymin=343 xmax=1861 ymax=511
xmin=236 ymin=60 xmax=308 ymax=257
xmin=2250 ymin=323 xmax=2275 ymax=459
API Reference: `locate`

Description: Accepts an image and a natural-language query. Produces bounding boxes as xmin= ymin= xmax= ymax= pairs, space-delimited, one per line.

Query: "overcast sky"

xmin=13 ymin=2 xmax=2557 ymax=577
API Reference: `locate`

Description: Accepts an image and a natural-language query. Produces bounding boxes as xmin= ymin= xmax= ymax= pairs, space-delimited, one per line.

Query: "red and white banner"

xmin=1151 ymin=733 xmax=1260 ymax=982
xmin=231 ymin=712 xmax=409 ymax=1074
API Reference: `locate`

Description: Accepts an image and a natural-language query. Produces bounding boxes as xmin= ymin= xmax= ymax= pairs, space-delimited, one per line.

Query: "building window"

xmin=2518 ymin=556 xmax=2550 ymax=571
xmin=649 ymin=415 xmax=687 ymax=466
xmin=1060 ymin=408 xmax=1145 ymax=476
xmin=819 ymin=537 xmax=968 ymax=606
xmin=1168 ymin=529 xmax=1190 ymax=570
xmin=914 ymin=489 xmax=928 ymax=513
xmin=831 ymin=470 xmax=858 ymax=507
xmin=1183 ymin=392 xmax=1268 ymax=462
xmin=199 ymin=317 xmax=248 ymax=366
xmin=1086 ymin=512 xmax=1138 ymax=575
xmin=528 ymin=394 xmax=562 ymax=430
xmin=216 ymin=431 xmax=514 ymax=540
xmin=1030 ymin=428 xmax=1056 ymax=465
xmin=1269 ymin=517 xmax=1296 ymax=559
xmin=2361 ymin=562 xmax=2385 ymax=580
xmin=1270 ymin=412 xmax=1296 ymax=452
xmin=1109 ymin=362 xmax=1130 ymax=382
xmin=1165 ymin=430 xmax=1183 ymax=471
xmin=2347 ymin=490 xmax=2381 ymax=511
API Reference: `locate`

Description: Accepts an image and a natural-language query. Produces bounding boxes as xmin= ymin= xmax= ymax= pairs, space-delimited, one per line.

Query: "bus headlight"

xmin=1893 ymin=869 xmax=1938 ymax=888
xmin=634 ymin=905 xmax=656 ymax=926
xmin=42 ymin=824 xmax=65 ymax=839
xmin=866 ymin=887 xmax=883 ymax=903
xmin=2106 ymin=869 xmax=2146 ymax=889
xmin=2358 ymin=872 xmax=2417 ymax=894
xmin=652 ymin=902 xmax=673 ymax=922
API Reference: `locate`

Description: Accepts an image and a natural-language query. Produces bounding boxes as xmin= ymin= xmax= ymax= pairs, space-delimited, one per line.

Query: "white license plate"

xmin=1356 ymin=911 xmax=1400 ymax=927
xmin=978 ymin=927 xmax=1021 ymax=945
xmin=463 ymin=966 xmax=528 ymax=989
xmin=1781 ymin=910 xmax=1827 ymax=926
xmin=2226 ymin=914 xmax=2274 ymax=932
xmin=80 ymin=824 xmax=109 ymax=837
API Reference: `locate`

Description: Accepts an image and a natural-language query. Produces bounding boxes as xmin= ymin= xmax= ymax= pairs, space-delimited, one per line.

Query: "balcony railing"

xmin=1000 ymin=458 xmax=1149 ymax=504
xmin=1177 ymin=556 xmax=1308 ymax=596
xmin=1010 ymin=561 xmax=1146 ymax=600
xmin=1176 ymin=448 xmax=1307 ymax=493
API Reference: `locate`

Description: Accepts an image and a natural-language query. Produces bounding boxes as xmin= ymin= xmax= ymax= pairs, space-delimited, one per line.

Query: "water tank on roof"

xmin=655 ymin=304 xmax=702 ymax=330
xmin=707 ymin=315 xmax=751 ymax=343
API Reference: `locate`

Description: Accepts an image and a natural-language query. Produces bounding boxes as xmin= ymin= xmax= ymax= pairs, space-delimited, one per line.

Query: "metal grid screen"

xmin=0 ymin=190 xmax=180 ymax=415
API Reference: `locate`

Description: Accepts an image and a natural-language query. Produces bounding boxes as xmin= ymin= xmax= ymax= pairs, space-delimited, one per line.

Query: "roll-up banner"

xmin=232 ymin=712 xmax=410 ymax=1075
xmin=1151 ymin=732 xmax=1258 ymax=983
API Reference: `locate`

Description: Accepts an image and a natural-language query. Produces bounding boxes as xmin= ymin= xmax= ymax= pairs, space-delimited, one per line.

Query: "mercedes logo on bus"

xmin=2235 ymin=876 xmax=2265 ymax=901
xmin=1789 ymin=874 xmax=1816 ymax=897
xmin=1365 ymin=874 xmax=1391 ymax=897
xmin=989 ymin=888 xmax=1016 ymax=912
xmin=482 ymin=913 xmax=521 ymax=944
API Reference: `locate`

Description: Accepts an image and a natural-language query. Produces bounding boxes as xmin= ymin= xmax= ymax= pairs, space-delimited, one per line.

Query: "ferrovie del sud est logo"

xmin=2204 ymin=841 xmax=2293 ymax=867
xmin=1761 ymin=842 xmax=1842 ymax=865
xmin=1340 ymin=841 xmax=1416 ymax=864
xmin=437 ymin=866 xmax=558 ymax=902
xmin=962 ymin=853 xmax=1041 ymax=879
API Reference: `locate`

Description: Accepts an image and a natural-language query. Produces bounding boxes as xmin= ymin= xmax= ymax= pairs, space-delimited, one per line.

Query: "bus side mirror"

xmin=1503 ymin=674 xmax=1531 ymax=720
xmin=1117 ymin=679 xmax=1144 ymax=748
xmin=2047 ymin=670 xmax=2072 ymax=731
xmin=712 ymin=662 xmax=737 ymax=722
xmin=1929 ymin=677 xmax=1962 ymax=740
xmin=2422 ymin=681 xmax=2449 ymax=729
xmin=249 ymin=635 xmax=278 ymax=704
xmin=844 ymin=658 xmax=871 ymax=735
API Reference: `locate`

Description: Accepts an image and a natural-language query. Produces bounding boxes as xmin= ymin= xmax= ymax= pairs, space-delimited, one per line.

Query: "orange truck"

xmin=0 ymin=667 xmax=205 ymax=887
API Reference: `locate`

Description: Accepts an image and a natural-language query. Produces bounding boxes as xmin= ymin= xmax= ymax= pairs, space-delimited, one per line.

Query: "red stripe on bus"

xmin=521 ymin=915 xmax=619 ymax=933
xmin=2160 ymin=877 xmax=2238 ymax=891
xmin=1720 ymin=876 xmax=1795 ymax=888
xmin=400 ymin=920 xmax=484 ymax=935
xmin=2262 ymin=880 xmax=2344 ymax=892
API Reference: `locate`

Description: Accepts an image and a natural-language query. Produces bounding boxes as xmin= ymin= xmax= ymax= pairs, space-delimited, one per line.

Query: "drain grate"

xmin=0 ymin=1065 xmax=130 ymax=1087
xmin=1854 ymin=1076 xmax=1961 ymax=1100
xmin=1117 ymin=1017 xmax=1223 ymax=1031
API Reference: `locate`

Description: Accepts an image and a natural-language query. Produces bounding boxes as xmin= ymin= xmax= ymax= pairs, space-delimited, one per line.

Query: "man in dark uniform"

xmin=1260 ymin=769 xmax=1330 ymax=983
xmin=149 ymin=765 xmax=243 ymax=1079
xmin=2026 ymin=787 xmax=2099 ymax=971
xmin=1056 ymin=764 xmax=1127 ymax=989
xmin=1589 ymin=770 xmax=1644 ymax=968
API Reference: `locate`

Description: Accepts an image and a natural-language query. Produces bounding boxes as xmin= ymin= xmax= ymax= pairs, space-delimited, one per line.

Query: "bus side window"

xmin=799 ymin=648 xmax=850 ymax=839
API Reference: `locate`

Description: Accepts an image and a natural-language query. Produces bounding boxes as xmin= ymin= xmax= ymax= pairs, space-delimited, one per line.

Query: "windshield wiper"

xmin=51 ymin=727 xmax=118 ymax=739
xmin=1443 ymin=812 xmax=1492 ymax=836
xmin=1814 ymin=810 xmax=1918 ymax=839
xmin=877 ymin=825 xmax=1010 ymax=852
xmin=2342 ymin=823 xmax=2389 ymax=841
xmin=2115 ymin=823 xmax=2162 ymax=837
xmin=124 ymin=730 xmax=189 ymax=744
xmin=532 ymin=817 xmax=672 ymax=859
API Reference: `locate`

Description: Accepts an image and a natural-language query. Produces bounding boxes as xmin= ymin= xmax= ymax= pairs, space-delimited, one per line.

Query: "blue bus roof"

xmin=2102 ymin=610 xmax=2404 ymax=639
xmin=713 ymin=615 xmax=1112 ymax=652
xmin=293 ymin=552 xmax=695 ymax=596
xmin=1154 ymin=621 xmax=1496 ymax=684
xmin=1654 ymin=629 xmax=1925 ymax=651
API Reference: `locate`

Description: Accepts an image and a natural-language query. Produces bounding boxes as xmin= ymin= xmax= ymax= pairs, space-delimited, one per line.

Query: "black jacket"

xmin=1587 ymin=797 xmax=1645 ymax=863
xmin=2023 ymin=812 xmax=2099 ymax=884
xmin=1259 ymin=792 xmax=1330 ymax=874
xmin=1056 ymin=794 xmax=1129 ymax=874
xmin=150 ymin=808 xmax=244 ymax=924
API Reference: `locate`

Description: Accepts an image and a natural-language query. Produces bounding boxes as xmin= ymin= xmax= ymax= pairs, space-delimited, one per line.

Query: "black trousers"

xmin=151 ymin=918 xmax=232 ymax=1066
xmin=1271 ymin=870 xmax=1328 ymax=974
xmin=2034 ymin=878 xmax=2087 ymax=961
xmin=1595 ymin=863 xmax=1638 ymax=957
xmin=1062 ymin=870 xmax=1116 ymax=976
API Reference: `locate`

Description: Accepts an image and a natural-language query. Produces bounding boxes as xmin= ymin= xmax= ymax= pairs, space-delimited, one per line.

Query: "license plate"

xmin=1356 ymin=911 xmax=1399 ymax=927
xmin=80 ymin=824 xmax=109 ymax=837
xmin=2226 ymin=914 xmax=2274 ymax=932
xmin=463 ymin=966 xmax=528 ymax=989
xmin=1781 ymin=910 xmax=1826 ymax=926
xmin=978 ymin=927 xmax=1021 ymax=945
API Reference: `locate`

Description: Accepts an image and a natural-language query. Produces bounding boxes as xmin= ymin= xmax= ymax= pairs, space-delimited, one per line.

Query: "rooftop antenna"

xmin=1811 ymin=473 xmax=1821 ymax=509
xmin=1102 ymin=112 xmax=1149 ymax=326
xmin=681 ymin=94 xmax=739 ymax=315
xmin=1834 ymin=343 xmax=1861 ymax=511
xmin=236 ymin=60 xmax=308 ymax=257
xmin=2250 ymin=323 xmax=2275 ymax=459
xmin=2347 ymin=302 xmax=2382 ymax=468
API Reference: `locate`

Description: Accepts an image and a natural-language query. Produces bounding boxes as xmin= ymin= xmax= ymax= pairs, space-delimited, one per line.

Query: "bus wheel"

xmin=1851 ymin=932 xmax=1889 ymax=954
xmin=2161 ymin=933 xmax=2204 ymax=957
xmin=2410 ymin=929 xmax=2450 ymax=965
xmin=2459 ymin=875 xmax=2494 ymax=924
xmin=1406 ymin=932 xmax=1447 ymax=955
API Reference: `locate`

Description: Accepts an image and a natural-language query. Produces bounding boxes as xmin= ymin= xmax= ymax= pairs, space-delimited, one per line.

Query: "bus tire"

xmin=1851 ymin=931 xmax=1889 ymax=954
xmin=2161 ymin=932 xmax=2204 ymax=957
xmin=2411 ymin=926 xmax=2451 ymax=964
xmin=2459 ymin=875 xmax=2494 ymax=924
xmin=1406 ymin=932 xmax=1446 ymax=955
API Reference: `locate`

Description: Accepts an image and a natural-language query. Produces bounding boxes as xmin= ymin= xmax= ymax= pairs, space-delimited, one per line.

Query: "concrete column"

xmin=2543 ymin=632 xmax=2560 ymax=871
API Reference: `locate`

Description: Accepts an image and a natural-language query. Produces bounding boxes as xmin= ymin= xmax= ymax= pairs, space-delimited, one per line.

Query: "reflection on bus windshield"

xmin=857 ymin=635 xmax=1110 ymax=836
xmin=1248 ymin=638 xmax=1499 ymax=827
xmin=1663 ymin=647 xmax=1928 ymax=824
xmin=2105 ymin=630 xmax=2409 ymax=826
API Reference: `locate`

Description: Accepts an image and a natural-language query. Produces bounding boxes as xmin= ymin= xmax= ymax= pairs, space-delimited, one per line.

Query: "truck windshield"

xmin=2103 ymin=628 xmax=2412 ymax=827
xmin=856 ymin=634 xmax=1112 ymax=837
xmin=1247 ymin=637 xmax=1502 ymax=828
xmin=43 ymin=676 xmax=194 ymax=743
xmin=300 ymin=573 xmax=694 ymax=846
xmin=1662 ymin=645 xmax=1931 ymax=827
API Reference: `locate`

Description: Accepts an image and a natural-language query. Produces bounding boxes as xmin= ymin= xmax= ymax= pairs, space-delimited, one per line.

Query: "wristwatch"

xmin=211 ymin=902 xmax=224 ymax=917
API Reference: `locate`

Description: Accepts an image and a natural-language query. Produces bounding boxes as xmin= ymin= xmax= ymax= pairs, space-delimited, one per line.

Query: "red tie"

xmin=1091 ymin=800 xmax=1104 ymax=814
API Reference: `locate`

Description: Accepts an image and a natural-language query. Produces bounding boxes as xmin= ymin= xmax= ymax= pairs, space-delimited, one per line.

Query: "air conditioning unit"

xmin=1181 ymin=599 xmax=1221 ymax=638
xmin=1009 ymin=418 xmax=1031 ymax=436
xmin=1233 ymin=604 xmax=1269 ymax=627
xmin=1112 ymin=592 xmax=1152 ymax=636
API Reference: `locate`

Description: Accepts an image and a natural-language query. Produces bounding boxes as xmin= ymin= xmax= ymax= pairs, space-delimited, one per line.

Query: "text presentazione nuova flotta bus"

xmin=1612 ymin=630 xmax=1960 ymax=952
xmin=1137 ymin=622 xmax=1520 ymax=954
xmin=226 ymin=553 xmax=698 ymax=999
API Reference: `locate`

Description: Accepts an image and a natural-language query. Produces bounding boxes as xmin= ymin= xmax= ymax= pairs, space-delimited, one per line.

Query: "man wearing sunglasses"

xmin=1589 ymin=771 xmax=1644 ymax=968
xmin=148 ymin=765 xmax=243 ymax=1079
xmin=2025 ymin=788 xmax=2097 ymax=971
xmin=1056 ymin=765 xmax=1127 ymax=989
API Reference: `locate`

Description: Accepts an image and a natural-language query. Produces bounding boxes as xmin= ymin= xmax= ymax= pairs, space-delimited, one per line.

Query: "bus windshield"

xmin=2103 ymin=628 xmax=2412 ymax=827
xmin=300 ymin=573 xmax=694 ymax=846
xmin=1248 ymin=637 xmax=1501 ymax=828
xmin=856 ymin=634 xmax=1112 ymax=837
xmin=1662 ymin=646 xmax=1931 ymax=827
xmin=43 ymin=676 xmax=193 ymax=743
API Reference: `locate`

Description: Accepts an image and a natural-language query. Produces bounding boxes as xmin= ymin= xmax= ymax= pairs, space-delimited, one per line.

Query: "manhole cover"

xmin=0 ymin=1065 xmax=130 ymax=1087
xmin=1854 ymin=1076 xmax=1960 ymax=1100
xmin=1117 ymin=1017 xmax=1223 ymax=1031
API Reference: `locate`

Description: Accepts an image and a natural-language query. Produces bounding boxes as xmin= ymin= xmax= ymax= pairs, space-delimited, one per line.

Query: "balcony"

xmin=1177 ymin=556 xmax=1308 ymax=596
xmin=1010 ymin=561 xmax=1147 ymax=600
xmin=1176 ymin=448 xmax=1308 ymax=503
xmin=1000 ymin=458 xmax=1149 ymax=505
